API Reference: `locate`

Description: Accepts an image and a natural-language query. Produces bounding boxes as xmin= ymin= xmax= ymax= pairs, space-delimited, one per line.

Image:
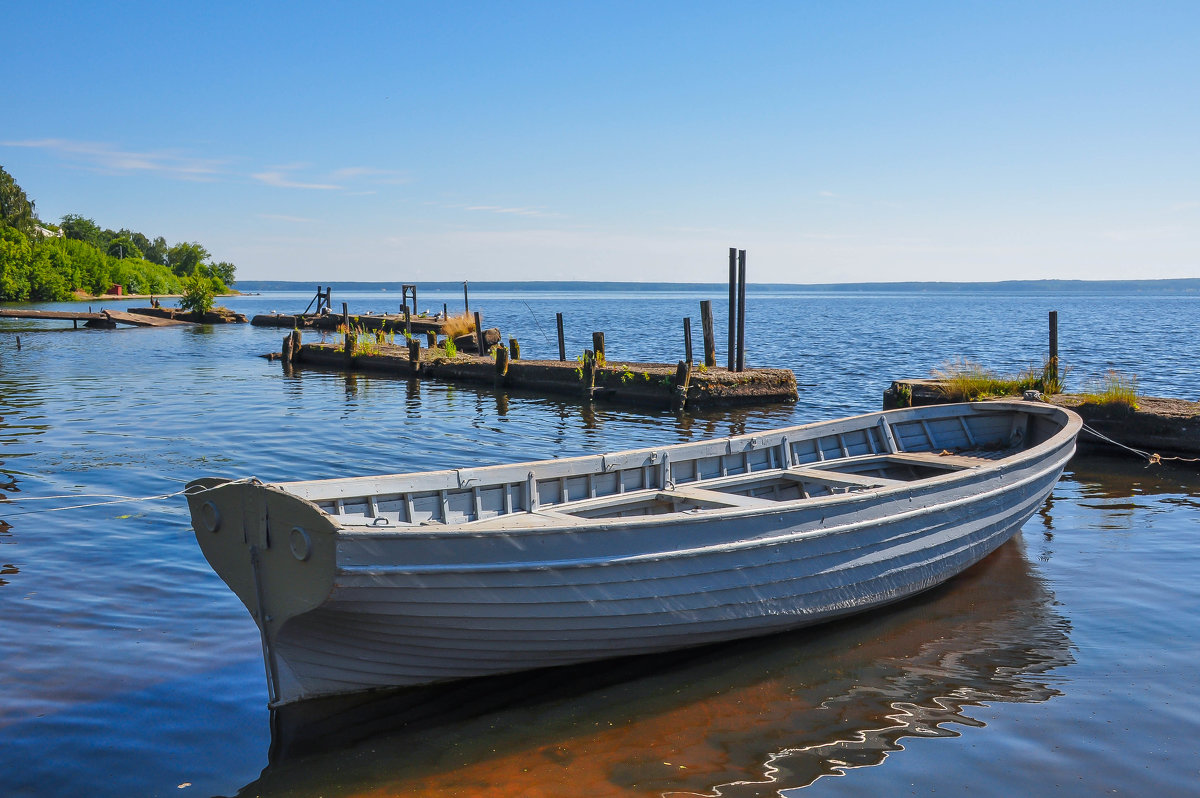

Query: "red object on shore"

xmin=109 ymin=284 xmax=123 ymax=296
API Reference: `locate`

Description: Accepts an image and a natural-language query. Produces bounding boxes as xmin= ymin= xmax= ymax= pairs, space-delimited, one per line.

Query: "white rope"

xmin=1080 ymin=423 xmax=1200 ymax=465
xmin=0 ymin=487 xmax=194 ymax=517
xmin=0 ymin=478 xmax=258 ymax=519
xmin=1080 ymin=423 xmax=1154 ymax=459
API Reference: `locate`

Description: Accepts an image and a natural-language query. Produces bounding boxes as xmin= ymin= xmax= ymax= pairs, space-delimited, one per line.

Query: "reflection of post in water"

xmin=494 ymin=391 xmax=509 ymax=416
xmin=578 ymin=402 xmax=598 ymax=430
xmin=248 ymin=539 xmax=1072 ymax=796
xmin=404 ymin=377 xmax=421 ymax=409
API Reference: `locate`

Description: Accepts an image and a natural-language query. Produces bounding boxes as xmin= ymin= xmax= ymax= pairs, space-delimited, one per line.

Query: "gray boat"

xmin=185 ymin=400 xmax=1081 ymax=706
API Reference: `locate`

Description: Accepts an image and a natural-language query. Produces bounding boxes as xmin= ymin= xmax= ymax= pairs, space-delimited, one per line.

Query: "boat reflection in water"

xmin=238 ymin=537 xmax=1071 ymax=797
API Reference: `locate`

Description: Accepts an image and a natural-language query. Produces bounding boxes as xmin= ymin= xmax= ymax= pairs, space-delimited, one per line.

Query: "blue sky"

xmin=4 ymin=1 xmax=1197 ymax=283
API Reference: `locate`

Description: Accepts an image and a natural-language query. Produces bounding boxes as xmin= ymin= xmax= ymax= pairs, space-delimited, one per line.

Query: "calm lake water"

xmin=1 ymin=285 xmax=1198 ymax=797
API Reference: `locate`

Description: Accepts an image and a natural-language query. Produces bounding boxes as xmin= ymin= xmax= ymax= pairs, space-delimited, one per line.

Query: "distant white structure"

xmin=33 ymin=225 xmax=64 ymax=239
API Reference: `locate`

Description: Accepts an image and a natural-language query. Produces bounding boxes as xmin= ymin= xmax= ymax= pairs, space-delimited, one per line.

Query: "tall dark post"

xmin=556 ymin=312 xmax=566 ymax=361
xmin=699 ymin=300 xmax=716 ymax=368
xmin=474 ymin=311 xmax=484 ymax=355
xmin=727 ymin=247 xmax=737 ymax=370
xmin=463 ymin=281 xmax=470 ymax=313
xmin=592 ymin=332 xmax=605 ymax=361
xmin=736 ymin=249 xmax=747 ymax=372
xmin=683 ymin=317 xmax=693 ymax=365
xmin=1048 ymin=310 xmax=1059 ymax=391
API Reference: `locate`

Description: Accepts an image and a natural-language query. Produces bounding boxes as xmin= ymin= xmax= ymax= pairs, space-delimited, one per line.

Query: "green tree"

xmin=167 ymin=241 xmax=210 ymax=276
xmin=143 ymin=235 xmax=168 ymax=266
xmin=26 ymin=248 xmax=71 ymax=301
xmin=107 ymin=235 xmax=143 ymax=260
xmin=60 ymin=214 xmax=107 ymax=249
xmin=178 ymin=274 xmax=216 ymax=314
xmin=210 ymin=260 xmax=237 ymax=287
xmin=0 ymin=225 xmax=33 ymax=300
xmin=0 ymin=165 xmax=36 ymax=237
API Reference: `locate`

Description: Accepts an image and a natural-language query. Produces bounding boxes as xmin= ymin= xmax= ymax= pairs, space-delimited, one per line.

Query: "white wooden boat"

xmin=185 ymin=400 xmax=1081 ymax=706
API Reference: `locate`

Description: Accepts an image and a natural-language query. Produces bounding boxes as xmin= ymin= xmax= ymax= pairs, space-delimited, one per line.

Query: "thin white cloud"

xmin=251 ymin=169 xmax=343 ymax=190
xmin=258 ymin=213 xmax=320 ymax=223
xmin=1 ymin=138 xmax=227 ymax=181
xmin=331 ymin=166 xmax=409 ymax=184
xmin=463 ymin=205 xmax=550 ymax=217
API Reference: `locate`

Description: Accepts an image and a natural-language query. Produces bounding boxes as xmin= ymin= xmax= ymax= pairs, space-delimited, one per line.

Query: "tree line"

xmin=0 ymin=165 xmax=236 ymax=302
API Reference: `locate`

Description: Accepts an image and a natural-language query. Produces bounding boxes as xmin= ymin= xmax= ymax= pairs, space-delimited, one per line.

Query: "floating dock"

xmin=276 ymin=334 xmax=797 ymax=412
xmin=0 ymin=308 xmax=190 ymax=328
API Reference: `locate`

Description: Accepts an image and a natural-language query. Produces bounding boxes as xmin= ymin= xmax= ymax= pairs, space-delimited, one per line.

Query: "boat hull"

xmin=185 ymin=402 xmax=1079 ymax=706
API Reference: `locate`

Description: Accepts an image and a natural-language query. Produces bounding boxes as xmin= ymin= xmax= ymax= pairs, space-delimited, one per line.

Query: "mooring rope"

xmin=0 ymin=478 xmax=258 ymax=519
xmin=1080 ymin=423 xmax=1200 ymax=465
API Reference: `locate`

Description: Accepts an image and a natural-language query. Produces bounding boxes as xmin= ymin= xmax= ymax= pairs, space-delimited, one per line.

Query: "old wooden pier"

xmin=274 ymin=331 xmax=797 ymax=412
xmin=0 ymin=308 xmax=190 ymax=328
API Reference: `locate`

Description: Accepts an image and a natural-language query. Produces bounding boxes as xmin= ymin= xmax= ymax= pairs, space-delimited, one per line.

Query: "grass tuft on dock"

xmin=931 ymin=357 xmax=1065 ymax=401
xmin=441 ymin=313 xmax=476 ymax=340
xmin=1077 ymin=370 xmax=1139 ymax=411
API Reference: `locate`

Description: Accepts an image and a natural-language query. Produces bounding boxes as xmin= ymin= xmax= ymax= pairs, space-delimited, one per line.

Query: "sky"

xmin=3 ymin=1 xmax=1198 ymax=284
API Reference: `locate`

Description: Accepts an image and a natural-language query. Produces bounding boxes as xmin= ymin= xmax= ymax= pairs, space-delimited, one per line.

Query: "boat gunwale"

xmin=333 ymin=448 xmax=1072 ymax=574
xmin=320 ymin=402 xmax=1080 ymax=539
xmin=272 ymin=401 xmax=1071 ymax=501
xmin=319 ymin=412 xmax=1080 ymax=544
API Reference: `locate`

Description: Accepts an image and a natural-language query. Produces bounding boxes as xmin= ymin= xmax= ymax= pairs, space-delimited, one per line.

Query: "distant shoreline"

xmin=233 ymin=278 xmax=1200 ymax=295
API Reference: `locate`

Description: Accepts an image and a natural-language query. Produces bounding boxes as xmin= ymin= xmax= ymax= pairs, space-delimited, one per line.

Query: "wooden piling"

xmin=408 ymin=339 xmax=421 ymax=363
xmin=683 ymin=317 xmax=693 ymax=365
xmin=509 ymin=337 xmax=520 ymax=360
xmin=342 ymin=303 xmax=353 ymax=366
xmin=282 ymin=333 xmax=293 ymax=364
xmin=671 ymin=360 xmax=692 ymax=414
xmin=290 ymin=330 xmax=301 ymax=363
xmin=736 ymin=249 xmax=747 ymax=372
xmin=463 ymin=281 xmax=470 ymax=313
xmin=592 ymin=332 xmax=605 ymax=361
xmin=443 ymin=302 xmax=448 ymax=320
xmin=582 ymin=350 xmax=597 ymax=400
xmin=474 ymin=311 xmax=484 ymax=355
xmin=557 ymin=313 xmax=566 ymax=361
xmin=700 ymin=300 xmax=716 ymax=368
xmin=16 ymin=336 xmax=21 ymax=351
xmin=426 ymin=330 xmax=437 ymax=347
xmin=404 ymin=306 xmax=412 ymax=340
xmin=1048 ymin=310 xmax=1059 ymax=387
xmin=495 ymin=344 xmax=510 ymax=381
xmin=727 ymin=248 xmax=737 ymax=371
